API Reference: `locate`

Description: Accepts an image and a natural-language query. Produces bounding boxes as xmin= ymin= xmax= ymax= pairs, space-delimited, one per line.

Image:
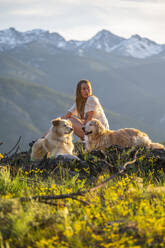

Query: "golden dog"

xmin=31 ymin=118 xmax=74 ymax=160
xmin=83 ymin=119 xmax=164 ymax=152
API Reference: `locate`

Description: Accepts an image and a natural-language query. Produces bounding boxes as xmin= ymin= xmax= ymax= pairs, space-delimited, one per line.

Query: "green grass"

xmin=0 ymin=76 xmax=74 ymax=153
xmin=0 ymin=149 xmax=165 ymax=248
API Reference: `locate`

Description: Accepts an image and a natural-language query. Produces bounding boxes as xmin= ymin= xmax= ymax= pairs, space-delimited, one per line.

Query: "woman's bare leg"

xmin=68 ymin=117 xmax=84 ymax=140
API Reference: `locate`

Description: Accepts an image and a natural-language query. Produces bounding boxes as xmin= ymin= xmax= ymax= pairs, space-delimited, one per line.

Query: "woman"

xmin=62 ymin=79 xmax=109 ymax=140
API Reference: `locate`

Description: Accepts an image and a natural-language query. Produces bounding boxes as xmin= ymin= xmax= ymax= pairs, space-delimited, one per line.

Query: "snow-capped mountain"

xmin=0 ymin=27 xmax=66 ymax=51
xmin=79 ymin=29 xmax=124 ymax=52
xmin=0 ymin=27 xmax=164 ymax=59
xmin=109 ymin=34 xmax=163 ymax=59
xmin=66 ymin=40 xmax=84 ymax=51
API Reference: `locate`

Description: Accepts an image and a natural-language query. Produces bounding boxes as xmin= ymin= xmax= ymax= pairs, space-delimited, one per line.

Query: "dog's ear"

xmin=51 ymin=118 xmax=61 ymax=127
xmin=96 ymin=120 xmax=105 ymax=135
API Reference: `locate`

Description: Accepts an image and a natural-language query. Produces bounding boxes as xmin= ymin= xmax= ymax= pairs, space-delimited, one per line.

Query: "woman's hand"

xmin=61 ymin=112 xmax=73 ymax=119
xmin=83 ymin=111 xmax=95 ymax=125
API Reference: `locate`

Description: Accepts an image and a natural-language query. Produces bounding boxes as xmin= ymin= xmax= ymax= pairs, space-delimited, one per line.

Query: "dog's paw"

xmin=55 ymin=154 xmax=80 ymax=161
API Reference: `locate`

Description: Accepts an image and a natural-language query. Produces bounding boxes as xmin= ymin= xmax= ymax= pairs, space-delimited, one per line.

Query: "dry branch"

xmin=19 ymin=192 xmax=88 ymax=205
xmin=88 ymin=150 xmax=138 ymax=193
xmin=5 ymin=136 xmax=22 ymax=156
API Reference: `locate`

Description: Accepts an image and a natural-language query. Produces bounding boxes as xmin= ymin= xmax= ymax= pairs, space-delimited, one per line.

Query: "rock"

xmin=1 ymin=142 xmax=165 ymax=180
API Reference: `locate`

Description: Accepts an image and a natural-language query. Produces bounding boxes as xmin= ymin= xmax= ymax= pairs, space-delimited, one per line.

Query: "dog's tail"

xmin=149 ymin=142 xmax=165 ymax=150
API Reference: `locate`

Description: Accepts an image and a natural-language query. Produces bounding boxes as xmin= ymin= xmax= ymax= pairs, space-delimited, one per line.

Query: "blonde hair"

xmin=75 ymin=79 xmax=92 ymax=119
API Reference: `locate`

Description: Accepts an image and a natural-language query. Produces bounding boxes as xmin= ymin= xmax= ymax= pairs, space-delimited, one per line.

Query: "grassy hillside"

xmin=0 ymin=77 xmax=73 ymax=152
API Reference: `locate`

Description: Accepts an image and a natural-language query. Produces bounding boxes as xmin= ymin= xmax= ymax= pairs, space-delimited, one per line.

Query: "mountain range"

xmin=0 ymin=27 xmax=164 ymax=59
xmin=0 ymin=27 xmax=165 ymax=152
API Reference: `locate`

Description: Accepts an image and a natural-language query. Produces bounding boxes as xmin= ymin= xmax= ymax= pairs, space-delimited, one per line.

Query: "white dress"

xmin=68 ymin=95 xmax=109 ymax=129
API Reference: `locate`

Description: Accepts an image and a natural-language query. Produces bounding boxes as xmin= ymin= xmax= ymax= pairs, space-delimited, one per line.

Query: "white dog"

xmin=31 ymin=118 xmax=74 ymax=161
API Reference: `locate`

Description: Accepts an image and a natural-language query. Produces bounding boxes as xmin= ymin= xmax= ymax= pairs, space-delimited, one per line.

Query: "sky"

xmin=0 ymin=0 xmax=165 ymax=44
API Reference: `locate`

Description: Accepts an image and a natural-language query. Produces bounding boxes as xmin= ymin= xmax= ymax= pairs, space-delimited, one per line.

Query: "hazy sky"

xmin=0 ymin=0 xmax=165 ymax=44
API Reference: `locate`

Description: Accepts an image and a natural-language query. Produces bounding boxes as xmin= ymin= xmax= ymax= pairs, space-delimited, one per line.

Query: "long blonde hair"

xmin=75 ymin=79 xmax=92 ymax=119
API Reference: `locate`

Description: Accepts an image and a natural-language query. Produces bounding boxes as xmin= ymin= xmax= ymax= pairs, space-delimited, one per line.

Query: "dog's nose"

xmin=82 ymin=126 xmax=85 ymax=132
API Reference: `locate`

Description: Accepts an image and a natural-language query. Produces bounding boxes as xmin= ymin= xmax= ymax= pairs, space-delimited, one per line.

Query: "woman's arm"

xmin=62 ymin=103 xmax=77 ymax=119
xmin=83 ymin=96 xmax=99 ymax=124
xmin=83 ymin=111 xmax=95 ymax=125
xmin=61 ymin=112 xmax=73 ymax=119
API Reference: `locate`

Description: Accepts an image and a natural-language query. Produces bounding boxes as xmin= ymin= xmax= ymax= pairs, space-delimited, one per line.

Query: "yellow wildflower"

xmin=0 ymin=153 xmax=4 ymax=159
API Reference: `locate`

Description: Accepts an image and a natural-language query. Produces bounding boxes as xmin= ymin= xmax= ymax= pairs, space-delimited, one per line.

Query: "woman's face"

xmin=80 ymin=83 xmax=90 ymax=99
